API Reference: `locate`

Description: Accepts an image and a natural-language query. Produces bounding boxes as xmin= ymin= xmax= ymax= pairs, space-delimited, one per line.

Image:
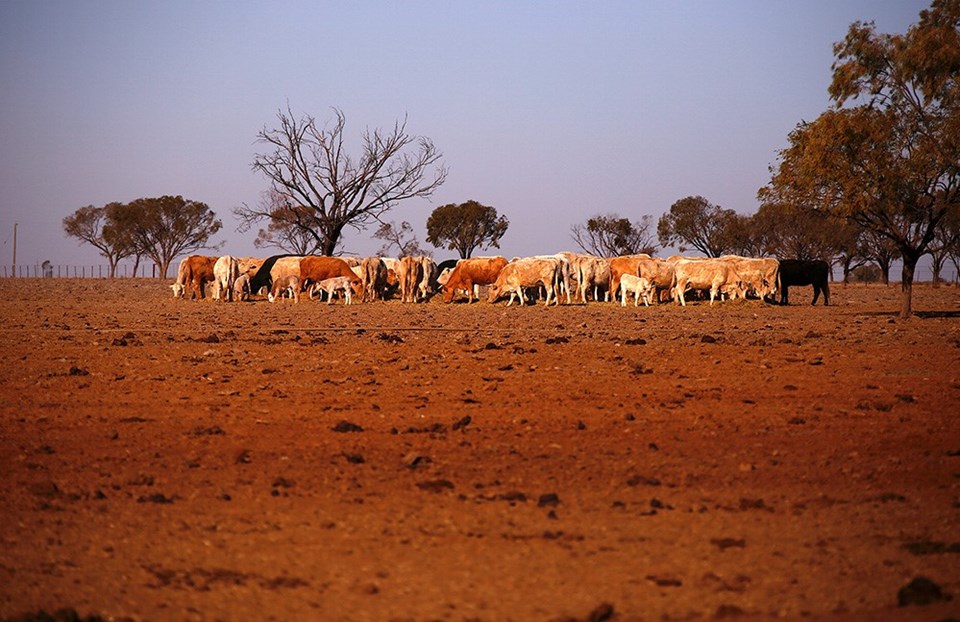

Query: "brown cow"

xmin=397 ymin=255 xmax=424 ymax=303
xmin=299 ymin=256 xmax=365 ymax=300
xmin=171 ymin=255 xmax=218 ymax=300
xmin=608 ymin=254 xmax=651 ymax=300
xmin=442 ymin=256 xmax=508 ymax=303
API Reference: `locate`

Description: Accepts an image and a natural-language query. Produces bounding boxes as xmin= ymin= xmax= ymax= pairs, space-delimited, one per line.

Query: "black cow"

xmin=778 ymin=259 xmax=830 ymax=305
xmin=249 ymin=254 xmax=298 ymax=295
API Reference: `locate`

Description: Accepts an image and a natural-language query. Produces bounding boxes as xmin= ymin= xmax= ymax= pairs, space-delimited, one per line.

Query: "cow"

xmin=569 ymin=254 xmax=610 ymax=303
xmin=620 ymin=274 xmax=655 ymax=307
xmin=488 ymin=257 xmax=562 ymax=306
xmin=360 ymin=257 xmax=389 ymax=302
xmin=170 ymin=255 xmax=218 ymax=300
xmin=636 ymin=257 xmax=677 ymax=303
xmin=418 ymin=256 xmax=438 ymax=300
xmin=397 ymin=255 xmax=424 ymax=303
xmin=778 ymin=259 xmax=830 ymax=305
xmin=720 ymin=255 xmax=780 ymax=301
xmin=268 ymin=275 xmax=302 ymax=303
xmin=299 ymin=256 xmax=365 ymax=301
xmin=249 ymin=254 xmax=300 ymax=296
xmin=608 ymin=254 xmax=652 ymax=300
xmin=442 ymin=256 xmax=508 ymax=303
xmin=212 ymin=255 xmax=240 ymax=302
xmin=673 ymin=258 xmax=744 ymax=306
xmin=528 ymin=254 xmax=573 ymax=303
xmin=313 ymin=276 xmax=355 ymax=305
xmin=233 ymin=274 xmax=252 ymax=301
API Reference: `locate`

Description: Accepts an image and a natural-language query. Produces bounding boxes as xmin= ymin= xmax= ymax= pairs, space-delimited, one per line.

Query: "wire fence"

xmin=1 ymin=264 xmax=164 ymax=278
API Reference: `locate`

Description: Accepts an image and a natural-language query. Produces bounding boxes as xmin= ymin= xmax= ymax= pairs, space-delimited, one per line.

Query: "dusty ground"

xmin=1 ymin=279 xmax=959 ymax=621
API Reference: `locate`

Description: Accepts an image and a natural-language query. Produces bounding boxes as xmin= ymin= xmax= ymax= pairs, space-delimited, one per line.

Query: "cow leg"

xmin=780 ymin=286 xmax=789 ymax=306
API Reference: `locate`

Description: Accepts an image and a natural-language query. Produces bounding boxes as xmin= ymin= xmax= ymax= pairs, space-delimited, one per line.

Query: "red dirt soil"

xmin=1 ymin=279 xmax=959 ymax=621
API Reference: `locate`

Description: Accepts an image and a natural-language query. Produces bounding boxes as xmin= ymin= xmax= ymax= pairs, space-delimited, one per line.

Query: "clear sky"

xmin=0 ymin=0 xmax=930 ymax=271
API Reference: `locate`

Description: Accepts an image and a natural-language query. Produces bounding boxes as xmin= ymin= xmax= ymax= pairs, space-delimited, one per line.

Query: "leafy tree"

xmin=374 ymin=220 xmax=430 ymax=257
xmin=657 ymin=196 xmax=737 ymax=257
xmin=117 ymin=196 xmax=222 ymax=278
xmin=62 ymin=203 xmax=135 ymax=277
xmin=570 ymin=213 xmax=657 ymax=257
xmin=425 ymin=200 xmax=508 ymax=259
xmin=763 ymin=1 xmax=960 ymax=318
xmin=722 ymin=213 xmax=769 ymax=257
xmin=252 ymin=189 xmax=325 ymax=256
xmin=751 ymin=202 xmax=834 ymax=261
xmin=236 ymin=106 xmax=447 ymax=256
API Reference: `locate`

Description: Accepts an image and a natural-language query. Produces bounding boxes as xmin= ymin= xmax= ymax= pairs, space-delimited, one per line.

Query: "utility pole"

xmin=12 ymin=223 xmax=16 ymax=278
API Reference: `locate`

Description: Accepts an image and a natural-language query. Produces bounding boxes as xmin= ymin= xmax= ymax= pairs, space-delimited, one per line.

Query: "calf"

xmin=268 ymin=275 xmax=302 ymax=303
xmin=608 ymin=254 xmax=652 ymax=300
xmin=620 ymin=274 xmax=654 ymax=307
xmin=233 ymin=274 xmax=252 ymax=301
xmin=299 ymin=256 xmax=365 ymax=301
xmin=314 ymin=276 xmax=355 ymax=305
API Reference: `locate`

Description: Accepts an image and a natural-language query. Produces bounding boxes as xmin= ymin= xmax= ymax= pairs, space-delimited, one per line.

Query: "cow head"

xmin=351 ymin=279 xmax=365 ymax=300
xmin=170 ymin=283 xmax=184 ymax=298
xmin=487 ymin=284 xmax=503 ymax=303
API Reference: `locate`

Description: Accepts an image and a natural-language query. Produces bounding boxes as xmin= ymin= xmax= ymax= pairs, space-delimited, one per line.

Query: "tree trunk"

xmin=930 ymin=252 xmax=946 ymax=288
xmin=132 ymin=255 xmax=141 ymax=278
xmin=899 ymin=253 xmax=919 ymax=319
xmin=879 ymin=260 xmax=890 ymax=285
xmin=108 ymin=258 xmax=118 ymax=278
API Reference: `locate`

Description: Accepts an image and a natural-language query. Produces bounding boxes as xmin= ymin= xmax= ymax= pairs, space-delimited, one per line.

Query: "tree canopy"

xmin=570 ymin=214 xmax=657 ymax=257
xmin=237 ymin=106 xmax=447 ymax=256
xmin=761 ymin=0 xmax=960 ymax=317
xmin=63 ymin=203 xmax=135 ymax=277
xmin=657 ymin=196 xmax=738 ymax=257
xmin=425 ymin=200 xmax=509 ymax=259
xmin=117 ymin=196 xmax=222 ymax=278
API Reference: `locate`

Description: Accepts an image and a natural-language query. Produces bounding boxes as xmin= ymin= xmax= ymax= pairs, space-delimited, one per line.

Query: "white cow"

xmin=212 ymin=255 xmax=240 ymax=302
xmin=673 ymin=259 xmax=744 ymax=306
xmin=620 ymin=274 xmax=654 ymax=307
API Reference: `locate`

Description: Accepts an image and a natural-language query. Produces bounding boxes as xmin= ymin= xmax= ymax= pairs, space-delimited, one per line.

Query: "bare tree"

xmin=236 ymin=106 xmax=447 ymax=256
xmin=374 ymin=220 xmax=430 ymax=257
xmin=570 ymin=213 xmax=657 ymax=257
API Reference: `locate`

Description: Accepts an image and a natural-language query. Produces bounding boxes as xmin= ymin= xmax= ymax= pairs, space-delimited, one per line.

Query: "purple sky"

xmin=0 ymin=0 xmax=929 ymax=272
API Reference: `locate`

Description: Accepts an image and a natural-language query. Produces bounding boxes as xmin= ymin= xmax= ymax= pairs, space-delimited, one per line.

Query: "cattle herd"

xmin=170 ymin=252 xmax=832 ymax=307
